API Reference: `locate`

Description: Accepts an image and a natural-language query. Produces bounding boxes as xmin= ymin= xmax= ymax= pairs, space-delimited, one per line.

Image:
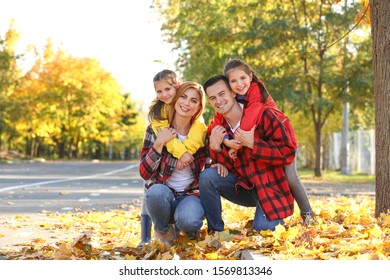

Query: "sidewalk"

xmin=303 ymin=181 xmax=374 ymax=196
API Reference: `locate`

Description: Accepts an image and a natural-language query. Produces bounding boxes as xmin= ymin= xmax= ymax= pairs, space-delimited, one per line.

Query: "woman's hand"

xmin=235 ymin=125 xmax=255 ymax=149
xmin=153 ymin=127 xmax=177 ymax=153
xmin=210 ymin=163 xmax=228 ymax=177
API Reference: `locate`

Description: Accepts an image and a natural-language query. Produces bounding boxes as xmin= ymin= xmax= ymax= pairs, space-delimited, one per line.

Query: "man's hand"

xmin=209 ymin=125 xmax=227 ymax=152
xmin=210 ymin=163 xmax=228 ymax=177
xmin=235 ymin=125 xmax=255 ymax=149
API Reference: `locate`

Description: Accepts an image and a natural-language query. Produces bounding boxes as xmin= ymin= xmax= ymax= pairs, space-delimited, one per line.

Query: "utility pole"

xmin=340 ymin=100 xmax=351 ymax=175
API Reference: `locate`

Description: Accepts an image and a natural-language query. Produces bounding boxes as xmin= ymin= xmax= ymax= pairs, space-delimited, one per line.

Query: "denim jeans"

xmin=199 ymin=168 xmax=283 ymax=232
xmin=145 ymin=184 xmax=204 ymax=237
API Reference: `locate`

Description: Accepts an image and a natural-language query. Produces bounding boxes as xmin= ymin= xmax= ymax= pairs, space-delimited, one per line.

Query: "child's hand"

xmin=177 ymin=160 xmax=185 ymax=170
xmin=228 ymin=148 xmax=238 ymax=161
xmin=180 ymin=152 xmax=194 ymax=164
xmin=223 ymin=138 xmax=242 ymax=150
xmin=177 ymin=152 xmax=193 ymax=170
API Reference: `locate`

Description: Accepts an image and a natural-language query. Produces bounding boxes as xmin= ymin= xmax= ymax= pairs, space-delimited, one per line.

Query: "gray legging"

xmin=141 ymin=187 xmax=149 ymax=215
xmin=284 ymin=158 xmax=313 ymax=215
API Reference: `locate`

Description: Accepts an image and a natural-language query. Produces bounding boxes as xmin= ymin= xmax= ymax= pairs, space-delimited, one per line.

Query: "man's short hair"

xmin=203 ymin=75 xmax=230 ymax=94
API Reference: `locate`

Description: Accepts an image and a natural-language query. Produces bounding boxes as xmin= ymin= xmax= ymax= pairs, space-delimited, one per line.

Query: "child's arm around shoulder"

xmin=151 ymin=118 xmax=168 ymax=135
xmin=182 ymin=118 xmax=207 ymax=155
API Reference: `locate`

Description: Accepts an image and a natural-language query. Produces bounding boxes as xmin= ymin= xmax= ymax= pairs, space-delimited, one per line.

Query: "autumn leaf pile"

xmin=1 ymin=195 xmax=389 ymax=260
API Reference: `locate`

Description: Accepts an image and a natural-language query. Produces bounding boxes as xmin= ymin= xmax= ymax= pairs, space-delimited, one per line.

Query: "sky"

xmin=0 ymin=0 xmax=176 ymax=111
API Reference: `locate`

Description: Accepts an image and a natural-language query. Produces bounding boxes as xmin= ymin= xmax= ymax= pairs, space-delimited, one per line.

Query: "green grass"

xmin=297 ymin=167 xmax=375 ymax=184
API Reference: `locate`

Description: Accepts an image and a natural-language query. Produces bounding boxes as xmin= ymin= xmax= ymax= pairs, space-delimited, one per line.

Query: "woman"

xmin=139 ymin=81 xmax=207 ymax=244
xmin=138 ymin=70 xmax=206 ymax=247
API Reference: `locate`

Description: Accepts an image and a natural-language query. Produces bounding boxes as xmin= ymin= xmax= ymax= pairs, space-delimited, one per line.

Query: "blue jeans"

xmin=145 ymin=184 xmax=204 ymax=237
xmin=199 ymin=168 xmax=283 ymax=232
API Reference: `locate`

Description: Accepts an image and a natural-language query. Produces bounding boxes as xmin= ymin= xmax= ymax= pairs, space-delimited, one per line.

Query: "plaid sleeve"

xmin=251 ymin=108 xmax=296 ymax=166
xmin=189 ymin=146 xmax=206 ymax=188
xmin=139 ymin=125 xmax=162 ymax=180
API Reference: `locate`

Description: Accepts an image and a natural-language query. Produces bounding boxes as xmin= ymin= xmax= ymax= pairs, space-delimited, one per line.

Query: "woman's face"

xmin=227 ymin=68 xmax=252 ymax=96
xmin=154 ymin=79 xmax=177 ymax=105
xmin=174 ymin=88 xmax=201 ymax=119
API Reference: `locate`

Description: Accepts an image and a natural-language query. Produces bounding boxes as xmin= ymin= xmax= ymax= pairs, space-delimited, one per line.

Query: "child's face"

xmin=154 ymin=80 xmax=177 ymax=104
xmin=226 ymin=68 xmax=252 ymax=96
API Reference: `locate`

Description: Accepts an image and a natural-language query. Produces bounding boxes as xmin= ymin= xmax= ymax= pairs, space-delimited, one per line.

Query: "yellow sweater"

xmin=151 ymin=104 xmax=207 ymax=159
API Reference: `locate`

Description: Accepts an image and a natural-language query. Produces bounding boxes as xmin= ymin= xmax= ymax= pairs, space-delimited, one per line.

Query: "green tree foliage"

xmin=0 ymin=20 xmax=22 ymax=148
xmin=153 ymin=0 xmax=372 ymax=176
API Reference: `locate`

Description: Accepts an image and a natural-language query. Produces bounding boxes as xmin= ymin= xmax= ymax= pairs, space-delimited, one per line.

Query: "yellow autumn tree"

xmin=13 ymin=40 xmax=140 ymax=159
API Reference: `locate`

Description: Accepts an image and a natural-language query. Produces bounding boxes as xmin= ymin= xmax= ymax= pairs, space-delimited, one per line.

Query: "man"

xmin=199 ymin=75 xmax=296 ymax=232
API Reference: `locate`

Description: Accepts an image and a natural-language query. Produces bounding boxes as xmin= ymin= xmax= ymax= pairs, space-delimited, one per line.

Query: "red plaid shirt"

xmin=139 ymin=124 xmax=206 ymax=194
xmin=207 ymin=108 xmax=296 ymax=220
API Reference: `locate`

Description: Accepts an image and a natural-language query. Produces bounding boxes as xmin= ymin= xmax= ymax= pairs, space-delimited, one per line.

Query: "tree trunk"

xmin=370 ymin=0 xmax=390 ymax=216
xmin=57 ymin=142 xmax=65 ymax=159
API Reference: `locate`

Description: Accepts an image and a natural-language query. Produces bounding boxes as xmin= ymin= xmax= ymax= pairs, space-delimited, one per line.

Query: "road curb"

xmin=241 ymin=249 xmax=270 ymax=260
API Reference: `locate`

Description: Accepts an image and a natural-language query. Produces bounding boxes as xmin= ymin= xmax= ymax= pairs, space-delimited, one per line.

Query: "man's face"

xmin=205 ymin=80 xmax=236 ymax=116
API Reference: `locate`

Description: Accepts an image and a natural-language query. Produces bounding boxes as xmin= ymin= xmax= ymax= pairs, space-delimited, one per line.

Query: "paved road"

xmin=303 ymin=181 xmax=374 ymax=197
xmin=0 ymin=160 xmax=144 ymax=215
xmin=0 ymin=160 xmax=375 ymax=215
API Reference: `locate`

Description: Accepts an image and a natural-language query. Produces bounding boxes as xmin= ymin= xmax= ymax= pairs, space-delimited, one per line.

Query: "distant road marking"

xmin=0 ymin=164 xmax=138 ymax=193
